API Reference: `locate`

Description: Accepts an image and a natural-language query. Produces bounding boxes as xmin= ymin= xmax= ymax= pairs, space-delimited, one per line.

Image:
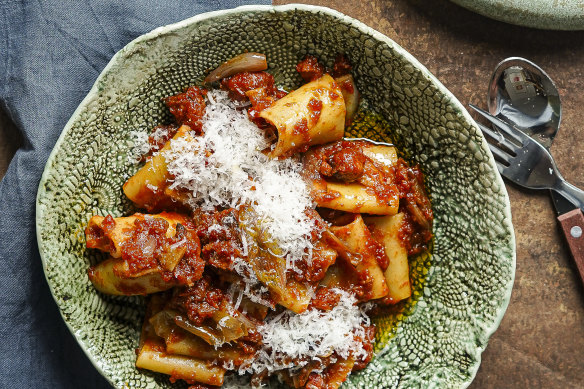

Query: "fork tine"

xmin=487 ymin=142 xmax=512 ymax=165
xmin=475 ymin=122 xmax=519 ymax=153
xmin=494 ymin=160 xmax=507 ymax=175
xmin=468 ymin=104 xmax=525 ymax=144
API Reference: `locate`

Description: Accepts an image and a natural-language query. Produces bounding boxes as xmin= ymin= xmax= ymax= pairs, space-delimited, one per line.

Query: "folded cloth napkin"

xmin=0 ymin=1 xmax=270 ymax=387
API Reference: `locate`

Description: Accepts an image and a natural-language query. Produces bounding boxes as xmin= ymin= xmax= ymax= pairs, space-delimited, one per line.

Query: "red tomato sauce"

xmin=193 ymin=208 xmax=242 ymax=271
xmin=221 ymin=71 xmax=287 ymax=128
xmin=307 ymin=97 xmax=323 ymax=125
xmin=168 ymin=275 xmax=227 ymax=326
xmin=85 ymin=215 xmax=116 ymax=252
xmin=393 ymin=160 xmax=434 ymax=255
xmin=309 ymin=286 xmax=342 ymax=311
xmin=304 ymin=140 xmax=399 ymax=204
xmin=296 ymin=55 xmax=325 ymax=82
xmin=331 ymin=54 xmax=352 ymax=78
xmin=165 ymin=86 xmax=207 ymax=133
xmin=120 ymin=216 xmax=204 ymax=285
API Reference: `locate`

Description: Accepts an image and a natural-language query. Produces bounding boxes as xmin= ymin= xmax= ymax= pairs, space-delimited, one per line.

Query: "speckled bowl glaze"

xmin=451 ymin=0 xmax=584 ymax=30
xmin=36 ymin=4 xmax=515 ymax=389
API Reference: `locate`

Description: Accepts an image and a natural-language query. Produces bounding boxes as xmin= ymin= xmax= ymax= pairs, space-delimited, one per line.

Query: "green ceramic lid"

xmin=36 ymin=4 xmax=515 ymax=388
xmin=451 ymin=0 xmax=584 ymax=30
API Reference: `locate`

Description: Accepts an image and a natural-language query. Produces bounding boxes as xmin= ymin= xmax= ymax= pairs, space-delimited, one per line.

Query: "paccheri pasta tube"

xmin=123 ymin=126 xmax=193 ymax=211
xmin=86 ymin=212 xmax=204 ymax=295
xmin=302 ymin=141 xmax=401 ymax=215
xmin=261 ymin=74 xmax=346 ymax=158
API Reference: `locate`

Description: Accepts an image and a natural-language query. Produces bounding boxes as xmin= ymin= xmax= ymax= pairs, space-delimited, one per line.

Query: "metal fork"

xmin=469 ymin=104 xmax=584 ymax=210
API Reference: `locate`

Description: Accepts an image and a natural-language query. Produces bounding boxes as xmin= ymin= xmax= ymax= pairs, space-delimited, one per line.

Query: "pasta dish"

xmin=84 ymin=52 xmax=433 ymax=389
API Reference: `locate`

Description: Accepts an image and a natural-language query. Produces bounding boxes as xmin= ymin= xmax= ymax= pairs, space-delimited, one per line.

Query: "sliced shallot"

xmin=204 ymin=52 xmax=268 ymax=83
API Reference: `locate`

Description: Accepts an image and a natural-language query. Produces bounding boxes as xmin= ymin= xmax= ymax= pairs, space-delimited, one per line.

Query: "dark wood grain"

xmin=558 ymin=208 xmax=584 ymax=287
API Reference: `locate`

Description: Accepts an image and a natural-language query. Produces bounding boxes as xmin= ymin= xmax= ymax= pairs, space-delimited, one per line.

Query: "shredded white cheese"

xmin=150 ymin=126 xmax=172 ymax=145
xmin=128 ymin=126 xmax=173 ymax=164
xmin=127 ymin=130 xmax=150 ymax=163
xmin=239 ymin=289 xmax=369 ymax=375
xmin=207 ymin=223 xmax=228 ymax=234
xmin=162 ymin=90 xmax=316 ymax=270
xmin=228 ymin=256 xmax=274 ymax=309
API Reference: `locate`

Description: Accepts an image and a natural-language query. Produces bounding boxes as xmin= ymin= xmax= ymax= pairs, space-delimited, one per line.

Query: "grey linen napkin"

xmin=0 ymin=1 xmax=270 ymax=387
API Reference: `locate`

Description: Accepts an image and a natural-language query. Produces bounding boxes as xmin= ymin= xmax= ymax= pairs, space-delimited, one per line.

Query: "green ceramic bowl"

xmin=36 ymin=4 xmax=515 ymax=389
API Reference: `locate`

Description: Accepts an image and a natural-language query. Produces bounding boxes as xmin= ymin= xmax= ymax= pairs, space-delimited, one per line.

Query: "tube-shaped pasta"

xmin=239 ymin=205 xmax=312 ymax=313
xmin=137 ymin=297 xmax=226 ymax=386
xmin=260 ymin=74 xmax=345 ymax=158
xmin=364 ymin=213 xmax=411 ymax=303
xmin=136 ymin=336 xmax=225 ymax=386
xmin=330 ymin=215 xmax=389 ymax=300
xmin=86 ymin=212 xmax=201 ymax=295
xmin=123 ymin=125 xmax=192 ymax=211
xmin=319 ymin=182 xmax=399 ymax=215
xmin=361 ymin=144 xmax=398 ymax=167
xmin=88 ymin=257 xmax=177 ymax=295
xmin=317 ymin=142 xmax=399 ymax=214
xmin=325 ymin=358 xmax=356 ymax=389
xmin=303 ymin=141 xmax=400 ymax=215
xmin=85 ymin=212 xmax=189 ymax=258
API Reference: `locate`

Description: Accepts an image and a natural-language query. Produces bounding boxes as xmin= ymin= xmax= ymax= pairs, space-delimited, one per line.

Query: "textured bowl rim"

xmin=36 ymin=3 xmax=516 ymax=388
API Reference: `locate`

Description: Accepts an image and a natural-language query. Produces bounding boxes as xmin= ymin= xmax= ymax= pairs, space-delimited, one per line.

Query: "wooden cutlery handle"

xmin=557 ymin=208 xmax=584 ymax=285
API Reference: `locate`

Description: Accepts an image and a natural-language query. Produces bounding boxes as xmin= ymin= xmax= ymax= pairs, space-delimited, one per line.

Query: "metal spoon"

xmin=487 ymin=57 xmax=561 ymax=149
xmin=486 ymin=57 xmax=584 ymax=282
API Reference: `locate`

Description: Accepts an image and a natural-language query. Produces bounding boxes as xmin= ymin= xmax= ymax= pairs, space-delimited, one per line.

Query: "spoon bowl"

xmin=487 ymin=57 xmax=561 ymax=149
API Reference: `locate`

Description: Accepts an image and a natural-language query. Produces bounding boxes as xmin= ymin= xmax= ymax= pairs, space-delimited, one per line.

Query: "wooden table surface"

xmin=2 ymin=0 xmax=584 ymax=387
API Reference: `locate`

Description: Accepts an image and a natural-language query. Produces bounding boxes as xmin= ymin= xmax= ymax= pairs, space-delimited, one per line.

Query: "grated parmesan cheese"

xmin=162 ymin=90 xmax=316 ymax=270
xmin=228 ymin=256 xmax=274 ymax=309
xmin=150 ymin=126 xmax=171 ymax=145
xmin=239 ymin=289 xmax=369 ymax=375
xmin=207 ymin=223 xmax=228 ymax=234
xmin=127 ymin=130 xmax=150 ymax=163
